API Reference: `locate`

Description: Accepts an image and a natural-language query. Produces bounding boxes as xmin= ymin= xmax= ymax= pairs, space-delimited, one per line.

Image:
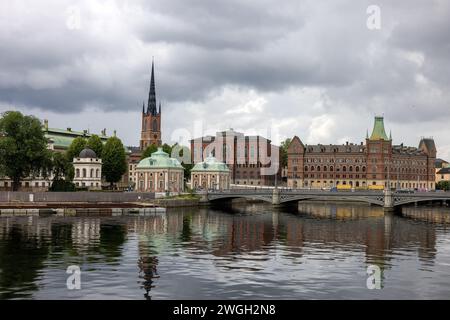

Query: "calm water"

xmin=0 ymin=203 xmax=450 ymax=300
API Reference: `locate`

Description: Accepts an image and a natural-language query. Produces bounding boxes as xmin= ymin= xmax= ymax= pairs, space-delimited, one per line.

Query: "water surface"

xmin=0 ymin=203 xmax=449 ymax=299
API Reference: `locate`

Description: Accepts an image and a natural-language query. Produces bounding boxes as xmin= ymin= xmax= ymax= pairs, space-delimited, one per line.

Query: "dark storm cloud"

xmin=0 ymin=0 xmax=449 ymax=126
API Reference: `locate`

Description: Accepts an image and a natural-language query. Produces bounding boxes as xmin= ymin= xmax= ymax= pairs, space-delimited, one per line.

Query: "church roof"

xmin=192 ymin=155 xmax=230 ymax=172
xmin=137 ymin=148 xmax=184 ymax=169
xmin=369 ymin=116 xmax=389 ymax=140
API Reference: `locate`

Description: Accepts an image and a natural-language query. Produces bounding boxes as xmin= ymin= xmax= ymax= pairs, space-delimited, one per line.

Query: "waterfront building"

xmin=435 ymin=158 xmax=449 ymax=183
xmin=140 ymin=61 xmax=162 ymax=150
xmin=190 ymin=129 xmax=281 ymax=186
xmin=135 ymin=148 xmax=184 ymax=193
xmin=190 ymin=155 xmax=230 ymax=190
xmin=0 ymin=121 xmax=112 ymax=191
xmin=436 ymin=167 xmax=450 ymax=184
xmin=287 ymin=116 xmax=436 ymax=190
xmin=73 ymin=148 xmax=102 ymax=190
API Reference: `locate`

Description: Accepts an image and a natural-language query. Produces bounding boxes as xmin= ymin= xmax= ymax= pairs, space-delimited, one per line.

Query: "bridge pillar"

xmin=272 ymin=188 xmax=280 ymax=205
xmin=199 ymin=191 xmax=209 ymax=204
xmin=383 ymin=189 xmax=394 ymax=210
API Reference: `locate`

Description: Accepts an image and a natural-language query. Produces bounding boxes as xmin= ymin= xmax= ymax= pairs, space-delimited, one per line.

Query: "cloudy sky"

xmin=1 ymin=0 xmax=449 ymax=159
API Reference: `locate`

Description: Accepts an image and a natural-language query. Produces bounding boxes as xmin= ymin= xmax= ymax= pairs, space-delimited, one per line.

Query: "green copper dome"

xmin=137 ymin=148 xmax=184 ymax=169
xmin=192 ymin=155 xmax=230 ymax=172
xmin=369 ymin=116 xmax=389 ymax=140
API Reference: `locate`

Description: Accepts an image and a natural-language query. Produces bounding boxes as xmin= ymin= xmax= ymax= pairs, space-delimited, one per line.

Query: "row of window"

xmin=75 ymin=168 xmax=100 ymax=178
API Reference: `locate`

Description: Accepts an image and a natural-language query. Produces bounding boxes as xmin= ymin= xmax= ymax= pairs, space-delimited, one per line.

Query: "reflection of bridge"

xmin=200 ymin=189 xmax=450 ymax=209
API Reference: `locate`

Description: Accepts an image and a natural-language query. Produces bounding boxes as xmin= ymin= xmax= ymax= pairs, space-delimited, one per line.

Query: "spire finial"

xmin=147 ymin=59 xmax=157 ymax=115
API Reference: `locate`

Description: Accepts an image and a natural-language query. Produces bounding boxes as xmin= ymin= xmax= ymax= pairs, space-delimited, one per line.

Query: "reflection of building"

xmin=191 ymin=129 xmax=281 ymax=186
xmin=288 ymin=116 xmax=436 ymax=190
xmin=135 ymin=148 xmax=184 ymax=193
xmin=140 ymin=61 xmax=162 ymax=150
xmin=191 ymin=155 xmax=230 ymax=190
xmin=73 ymin=148 xmax=102 ymax=190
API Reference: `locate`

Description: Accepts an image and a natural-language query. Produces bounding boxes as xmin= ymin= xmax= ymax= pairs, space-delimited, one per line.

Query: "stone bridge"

xmin=200 ymin=189 xmax=450 ymax=210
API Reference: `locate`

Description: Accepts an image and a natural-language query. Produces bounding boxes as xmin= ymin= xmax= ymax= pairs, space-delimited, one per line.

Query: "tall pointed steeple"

xmin=147 ymin=59 xmax=157 ymax=115
xmin=142 ymin=101 xmax=145 ymax=113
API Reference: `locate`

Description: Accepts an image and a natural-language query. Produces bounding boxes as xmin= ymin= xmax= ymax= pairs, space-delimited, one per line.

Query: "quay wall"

xmin=0 ymin=191 xmax=155 ymax=203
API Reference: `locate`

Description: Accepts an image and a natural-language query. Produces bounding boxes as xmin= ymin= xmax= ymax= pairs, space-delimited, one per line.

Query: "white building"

xmin=73 ymin=148 xmax=102 ymax=190
xmin=191 ymin=155 xmax=230 ymax=190
xmin=135 ymin=148 xmax=184 ymax=194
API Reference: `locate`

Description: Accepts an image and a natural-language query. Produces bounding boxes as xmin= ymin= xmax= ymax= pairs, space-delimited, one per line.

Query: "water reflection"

xmin=0 ymin=203 xmax=449 ymax=299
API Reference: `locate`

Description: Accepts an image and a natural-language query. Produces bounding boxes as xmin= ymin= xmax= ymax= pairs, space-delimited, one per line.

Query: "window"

xmin=82 ymin=168 xmax=87 ymax=178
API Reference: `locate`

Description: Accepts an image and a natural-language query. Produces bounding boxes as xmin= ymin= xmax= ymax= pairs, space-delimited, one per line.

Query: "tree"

xmin=102 ymin=136 xmax=127 ymax=188
xmin=49 ymin=153 xmax=75 ymax=192
xmin=436 ymin=181 xmax=450 ymax=191
xmin=141 ymin=144 xmax=158 ymax=159
xmin=280 ymin=138 xmax=292 ymax=168
xmin=172 ymin=143 xmax=193 ymax=182
xmin=66 ymin=136 xmax=86 ymax=162
xmin=52 ymin=152 xmax=74 ymax=181
xmin=86 ymin=134 xmax=103 ymax=158
xmin=0 ymin=111 xmax=51 ymax=191
xmin=162 ymin=143 xmax=172 ymax=155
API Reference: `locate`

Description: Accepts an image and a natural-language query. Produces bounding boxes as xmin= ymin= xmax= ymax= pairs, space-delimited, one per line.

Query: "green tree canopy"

xmin=52 ymin=152 xmax=74 ymax=181
xmin=172 ymin=143 xmax=192 ymax=181
xmin=86 ymin=134 xmax=103 ymax=158
xmin=162 ymin=143 xmax=172 ymax=155
xmin=102 ymin=136 xmax=127 ymax=188
xmin=436 ymin=181 xmax=450 ymax=191
xmin=66 ymin=136 xmax=86 ymax=162
xmin=0 ymin=111 xmax=51 ymax=191
xmin=141 ymin=144 xmax=158 ymax=159
xmin=280 ymin=138 xmax=292 ymax=168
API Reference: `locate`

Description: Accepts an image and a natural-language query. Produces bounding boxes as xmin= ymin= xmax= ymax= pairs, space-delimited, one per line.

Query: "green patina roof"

xmin=44 ymin=127 xmax=131 ymax=153
xmin=369 ymin=116 xmax=389 ymax=140
xmin=137 ymin=148 xmax=184 ymax=169
xmin=192 ymin=155 xmax=230 ymax=172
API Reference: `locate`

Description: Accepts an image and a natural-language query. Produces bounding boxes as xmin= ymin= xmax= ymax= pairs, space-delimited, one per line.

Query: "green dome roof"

xmin=192 ymin=155 xmax=230 ymax=172
xmin=137 ymin=148 xmax=184 ymax=169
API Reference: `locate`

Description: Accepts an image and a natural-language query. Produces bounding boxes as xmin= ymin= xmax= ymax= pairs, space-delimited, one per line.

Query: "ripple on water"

xmin=1 ymin=205 xmax=450 ymax=299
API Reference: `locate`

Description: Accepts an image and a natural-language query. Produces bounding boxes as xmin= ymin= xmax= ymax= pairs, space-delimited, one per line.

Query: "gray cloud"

xmin=0 ymin=0 xmax=449 ymax=159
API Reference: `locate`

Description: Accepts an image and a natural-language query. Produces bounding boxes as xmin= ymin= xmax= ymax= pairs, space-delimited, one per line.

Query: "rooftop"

xmin=137 ymin=148 xmax=184 ymax=169
xmin=192 ymin=155 xmax=230 ymax=172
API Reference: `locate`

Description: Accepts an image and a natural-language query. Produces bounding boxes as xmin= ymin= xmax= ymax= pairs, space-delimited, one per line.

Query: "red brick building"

xmin=190 ymin=129 xmax=281 ymax=186
xmin=287 ymin=117 xmax=436 ymax=190
xmin=140 ymin=61 xmax=162 ymax=150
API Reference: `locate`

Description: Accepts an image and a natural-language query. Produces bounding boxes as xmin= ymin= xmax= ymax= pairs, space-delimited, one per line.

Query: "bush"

xmin=49 ymin=179 xmax=76 ymax=192
xmin=436 ymin=181 xmax=450 ymax=191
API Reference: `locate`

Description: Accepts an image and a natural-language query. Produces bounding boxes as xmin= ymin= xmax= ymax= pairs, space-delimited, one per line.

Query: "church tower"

xmin=140 ymin=61 xmax=162 ymax=150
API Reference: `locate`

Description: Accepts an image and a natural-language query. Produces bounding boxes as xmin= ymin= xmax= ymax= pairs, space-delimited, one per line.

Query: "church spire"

xmin=147 ymin=59 xmax=157 ymax=115
xmin=142 ymin=101 xmax=145 ymax=113
xmin=159 ymin=102 xmax=161 ymax=114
